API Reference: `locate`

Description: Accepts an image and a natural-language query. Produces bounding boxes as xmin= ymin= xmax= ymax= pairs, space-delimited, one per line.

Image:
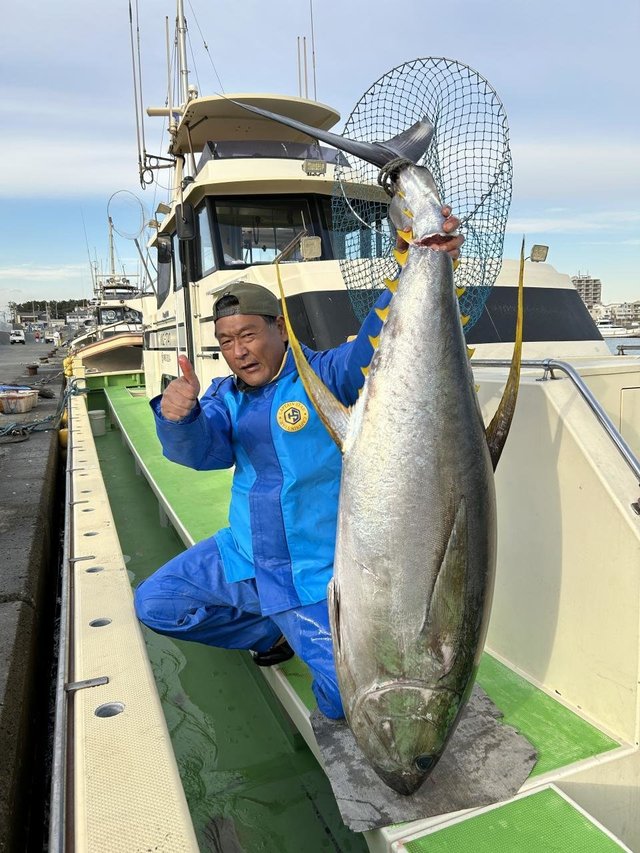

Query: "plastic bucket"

xmin=88 ymin=409 xmax=107 ymax=437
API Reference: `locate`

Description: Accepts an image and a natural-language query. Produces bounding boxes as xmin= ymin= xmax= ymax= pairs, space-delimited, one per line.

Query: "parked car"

xmin=9 ymin=330 xmax=26 ymax=345
xmin=44 ymin=332 xmax=55 ymax=344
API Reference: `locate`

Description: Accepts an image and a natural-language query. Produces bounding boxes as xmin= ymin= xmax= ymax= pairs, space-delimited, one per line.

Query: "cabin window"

xmin=198 ymin=203 xmax=216 ymax=275
xmin=213 ymin=197 xmax=314 ymax=267
xmin=321 ymin=196 xmax=392 ymax=260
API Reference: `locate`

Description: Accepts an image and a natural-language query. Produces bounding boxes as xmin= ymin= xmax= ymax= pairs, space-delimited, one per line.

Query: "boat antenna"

xmin=108 ymin=217 xmax=117 ymax=279
xmin=80 ymin=210 xmax=97 ymax=293
xmin=166 ymin=17 xmax=177 ymax=140
xmin=185 ymin=0 xmax=225 ymax=92
xmin=309 ymin=0 xmax=317 ymax=100
xmin=176 ymin=0 xmax=189 ymax=107
xmin=128 ymin=0 xmax=147 ymax=186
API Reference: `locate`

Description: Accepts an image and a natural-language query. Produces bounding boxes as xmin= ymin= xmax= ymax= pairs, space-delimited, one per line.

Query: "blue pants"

xmin=134 ymin=535 xmax=344 ymax=718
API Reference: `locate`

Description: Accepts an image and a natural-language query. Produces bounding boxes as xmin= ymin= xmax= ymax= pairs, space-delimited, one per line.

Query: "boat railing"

xmin=474 ymin=358 xmax=640 ymax=488
xmin=616 ymin=344 xmax=640 ymax=355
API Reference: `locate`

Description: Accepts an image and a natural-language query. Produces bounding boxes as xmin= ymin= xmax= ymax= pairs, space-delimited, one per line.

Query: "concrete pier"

xmin=0 ymin=343 xmax=62 ymax=851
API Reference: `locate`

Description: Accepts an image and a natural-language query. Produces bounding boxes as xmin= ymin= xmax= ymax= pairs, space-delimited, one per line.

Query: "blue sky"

xmin=1 ymin=0 xmax=638 ymax=319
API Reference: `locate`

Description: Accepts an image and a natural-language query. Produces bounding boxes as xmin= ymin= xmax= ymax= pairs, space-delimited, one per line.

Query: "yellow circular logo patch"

xmin=277 ymin=402 xmax=309 ymax=432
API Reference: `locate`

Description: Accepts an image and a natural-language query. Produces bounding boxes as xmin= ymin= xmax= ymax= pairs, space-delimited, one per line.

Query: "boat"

xmin=595 ymin=317 xmax=635 ymax=338
xmin=53 ymin=4 xmax=640 ymax=851
xmin=69 ymin=216 xmax=153 ymax=377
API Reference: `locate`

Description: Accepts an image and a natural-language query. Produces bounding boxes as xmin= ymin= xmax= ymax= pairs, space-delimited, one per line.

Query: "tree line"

xmin=9 ymin=299 xmax=90 ymax=319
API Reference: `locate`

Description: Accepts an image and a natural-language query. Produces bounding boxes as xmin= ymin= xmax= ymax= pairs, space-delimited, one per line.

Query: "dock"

xmin=0 ymin=343 xmax=63 ymax=851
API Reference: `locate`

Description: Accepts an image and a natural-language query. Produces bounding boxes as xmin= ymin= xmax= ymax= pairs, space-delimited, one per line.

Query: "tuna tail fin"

xmin=485 ymin=238 xmax=525 ymax=469
xmin=228 ymin=98 xmax=434 ymax=168
xmin=275 ymin=260 xmax=350 ymax=450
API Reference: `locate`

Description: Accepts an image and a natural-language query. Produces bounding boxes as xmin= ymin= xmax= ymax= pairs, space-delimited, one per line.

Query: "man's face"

xmin=215 ymin=314 xmax=288 ymax=387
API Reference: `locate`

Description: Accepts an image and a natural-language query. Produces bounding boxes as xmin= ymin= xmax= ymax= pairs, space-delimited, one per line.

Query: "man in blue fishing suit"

xmin=135 ymin=213 xmax=463 ymax=719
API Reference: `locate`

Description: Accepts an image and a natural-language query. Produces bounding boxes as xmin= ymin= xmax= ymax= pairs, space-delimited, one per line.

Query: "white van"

xmin=9 ymin=330 xmax=26 ymax=345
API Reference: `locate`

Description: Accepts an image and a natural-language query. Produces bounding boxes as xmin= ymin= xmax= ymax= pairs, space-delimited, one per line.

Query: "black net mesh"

xmin=331 ymin=57 xmax=512 ymax=329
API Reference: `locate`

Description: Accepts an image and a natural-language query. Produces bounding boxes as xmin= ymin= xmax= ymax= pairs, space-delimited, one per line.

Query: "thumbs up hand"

xmin=160 ymin=355 xmax=202 ymax=421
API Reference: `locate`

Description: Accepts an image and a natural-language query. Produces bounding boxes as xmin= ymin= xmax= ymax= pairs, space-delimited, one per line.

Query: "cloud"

xmin=3 ymin=140 xmax=139 ymax=198
xmin=0 ymin=263 xmax=86 ymax=282
xmin=511 ymin=140 xmax=640 ymax=201
xmin=507 ymin=209 xmax=640 ymax=234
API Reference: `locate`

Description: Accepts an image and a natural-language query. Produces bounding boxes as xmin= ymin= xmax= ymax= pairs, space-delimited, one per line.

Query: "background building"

xmin=572 ymin=272 xmax=602 ymax=309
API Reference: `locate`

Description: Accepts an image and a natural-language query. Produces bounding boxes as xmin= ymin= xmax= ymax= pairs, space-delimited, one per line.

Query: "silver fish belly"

xmin=330 ymin=245 xmax=497 ymax=796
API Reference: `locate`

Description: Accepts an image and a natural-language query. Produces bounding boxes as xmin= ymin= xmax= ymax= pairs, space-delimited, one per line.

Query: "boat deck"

xmin=101 ymin=381 xmax=626 ymax=848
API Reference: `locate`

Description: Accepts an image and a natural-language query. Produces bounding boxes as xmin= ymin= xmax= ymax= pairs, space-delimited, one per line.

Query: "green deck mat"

xmin=103 ymin=385 xmax=231 ymax=543
xmin=477 ymin=655 xmax=618 ymax=775
xmin=104 ymin=384 xmax=619 ymax=785
xmin=404 ymin=788 xmax=627 ymax=852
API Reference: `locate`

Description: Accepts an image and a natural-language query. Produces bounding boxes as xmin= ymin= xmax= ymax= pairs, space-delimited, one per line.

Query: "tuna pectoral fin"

xmin=275 ymin=262 xmax=349 ymax=450
xmin=485 ymin=238 xmax=525 ymax=469
xmin=424 ymin=497 xmax=468 ymax=677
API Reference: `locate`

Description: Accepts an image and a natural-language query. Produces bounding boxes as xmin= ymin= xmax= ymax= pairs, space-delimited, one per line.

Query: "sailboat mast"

xmin=108 ymin=216 xmax=116 ymax=279
xmin=176 ymin=0 xmax=189 ymax=107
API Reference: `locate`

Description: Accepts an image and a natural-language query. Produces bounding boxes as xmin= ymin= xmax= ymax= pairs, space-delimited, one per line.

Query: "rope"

xmin=0 ymin=379 xmax=87 ymax=440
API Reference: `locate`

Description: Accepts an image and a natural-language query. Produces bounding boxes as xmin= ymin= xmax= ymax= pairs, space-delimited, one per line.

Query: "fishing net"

xmin=331 ymin=57 xmax=512 ymax=329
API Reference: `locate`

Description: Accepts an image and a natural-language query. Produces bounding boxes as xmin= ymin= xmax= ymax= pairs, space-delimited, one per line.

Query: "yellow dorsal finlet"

xmin=361 ymin=365 xmax=369 ymax=378
xmin=467 ymin=346 xmax=476 ymax=359
xmin=275 ymin=259 xmax=350 ymax=449
xmin=393 ymin=247 xmax=409 ymax=266
xmin=368 ymin=334 xmax=380 ymax=349
xmin=396 ymin=228 xmax=413 ymax=243
xmin=375 ymin=306 xmax=390 ymax=322
xmin=384 ymin=277 xmax=399 ymax=293
xmin=402 ymin=208 xmax=414 ymax=219
xmin=456 ymin=286 xmax=466 ymax=298
xmin=461 ymin=314 xmax=471 ymax=327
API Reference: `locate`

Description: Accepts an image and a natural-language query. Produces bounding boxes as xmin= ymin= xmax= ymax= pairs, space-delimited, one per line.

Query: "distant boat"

xmin=595 ymin=317 xmax=634 ymax=337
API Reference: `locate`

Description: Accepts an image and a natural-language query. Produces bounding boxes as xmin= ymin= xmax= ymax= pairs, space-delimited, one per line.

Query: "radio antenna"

xmin=309 ymin=0 xmax=317 ymax=100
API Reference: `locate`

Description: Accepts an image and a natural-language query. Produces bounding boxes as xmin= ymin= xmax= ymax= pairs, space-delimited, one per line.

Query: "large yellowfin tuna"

xmin=232 ymin=99 xmax=524 ymax=796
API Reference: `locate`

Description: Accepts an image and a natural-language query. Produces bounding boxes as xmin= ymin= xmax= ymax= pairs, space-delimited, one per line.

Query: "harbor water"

xmin=605 ymin=336 xmax=640 ymax=354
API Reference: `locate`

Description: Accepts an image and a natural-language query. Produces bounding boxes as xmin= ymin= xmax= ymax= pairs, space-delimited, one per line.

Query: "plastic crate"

xmin=0 ymin=390 xmax=38 ymax=414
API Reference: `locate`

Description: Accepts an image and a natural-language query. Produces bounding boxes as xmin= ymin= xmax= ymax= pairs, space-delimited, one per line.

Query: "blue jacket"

xmin=151 ymin=290 xmax=392 ymax=615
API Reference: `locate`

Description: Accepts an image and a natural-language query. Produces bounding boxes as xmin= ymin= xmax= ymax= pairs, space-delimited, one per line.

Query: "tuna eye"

xmin=415 ymin=754 xmax=436 ymax=773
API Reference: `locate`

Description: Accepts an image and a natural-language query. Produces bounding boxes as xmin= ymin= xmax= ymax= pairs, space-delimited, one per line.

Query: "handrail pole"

xmin=473 ymin=358 xmax=640 ymax=486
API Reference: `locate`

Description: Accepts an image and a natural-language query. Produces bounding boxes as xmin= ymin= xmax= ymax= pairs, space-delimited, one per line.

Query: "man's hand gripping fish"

xmin=232 ymin=100 xmax=524 ymax=796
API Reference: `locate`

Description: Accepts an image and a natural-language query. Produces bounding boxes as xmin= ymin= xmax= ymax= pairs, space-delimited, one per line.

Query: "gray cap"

xmin=213 ymin=281 xmax=281 ymax=321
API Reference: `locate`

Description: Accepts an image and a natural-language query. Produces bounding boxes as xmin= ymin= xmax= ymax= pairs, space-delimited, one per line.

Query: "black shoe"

xmin=251 ymin=638 xmax=295 ymax=667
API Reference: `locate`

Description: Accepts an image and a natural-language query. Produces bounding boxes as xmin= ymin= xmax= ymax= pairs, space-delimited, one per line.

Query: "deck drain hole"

xmin=80 ymin=490 xmax=91 ymax=494
xmin=95 ymin=702 xmax=125 ymax=718
xmin=89 ymin=618 xmax=112 ymax=627
xmin=86 ymin=566 xmax=104 ymax=573
xmin=84 ymin=531 xmax=98 ymax=537
xmin=81 ymin=508 xmax=95 ymax=513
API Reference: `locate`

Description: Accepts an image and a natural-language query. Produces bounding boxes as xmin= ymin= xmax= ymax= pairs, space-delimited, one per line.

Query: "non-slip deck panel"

xmin=402 ymin=788 xmax=630 ymax=852
xmin=69 ymin=396 xmax=199 ymax=851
